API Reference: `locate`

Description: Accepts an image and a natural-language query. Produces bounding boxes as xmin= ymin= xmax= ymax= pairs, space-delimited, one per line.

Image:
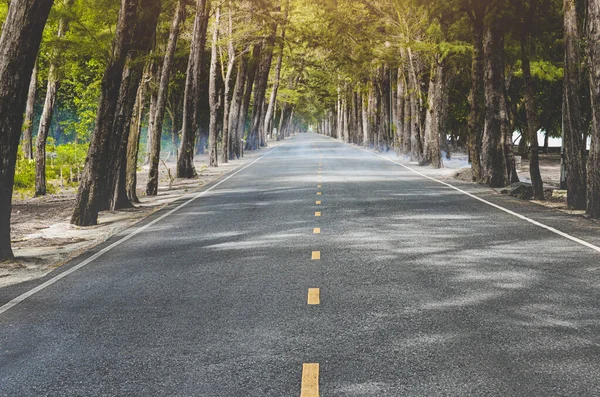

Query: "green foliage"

xmin=13 ymin=151 xmax=36 ymax=192
xmin=13 ymin=142 xmax=88 ymax=194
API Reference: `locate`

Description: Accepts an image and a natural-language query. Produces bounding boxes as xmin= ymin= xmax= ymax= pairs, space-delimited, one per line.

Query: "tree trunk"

xmin=247 ymin=28 xmax=277 ymax=151
xmin=563 ymin=0 xmax=587 ymax=209
xmin=177 ymin=0 xmax=210 ymax=178
xmin=396 ymin=67 xmax=405 ymax=152
xmin=220 ymin=1 xmax=235 ymax=163
xmin=23 ymin=60 xmax=38 ymax=160
xmin=35 ymin=1 xmax=73 ymax=196
xmin=208 ymin=6 xmax=221 ymax=167
xmin=144 ymin=65 xmax=158 ymax=165
xmin=264 ymin=39 xmax=285 ymax=138
xmin=586 ymin=0 xmax=600 ymax=218
xmin=407 ymin=48 xmax=423 ymax=162
xmin=520 ymin=7 xmax=544 ymax=199
xmin=381 ymin=65 xmax=391 ymax=151
xmin=362 ymin=93 xmax=369 ymax=145
xmin=264 ymin=19 xmax=286 ymax=142
xmin=502 ymin=87 xmax=520 ymax=184
xmin=481 ymin=24 xmax=508 ymax=187
xmin=0 ymin=0 xmax=54 ymax=260
xmin=229 ymin=52 xmax=248 ymax=159
xmin=72 ymin=0 xmax=138 ymax=225
xmin=423 ymin=58 xmax=445 ymax=168
xmin=403 ymin=72 xmax=411 ymax=155
xmin=238 ymin=43 xmax=261 ymax=150
xmin=107 ymin=0 xmax=162 ymax=211
xmin=126 ymin=70 xmax=149 ymax=203
xmin=147 ymin=0 xmax=185 ymax=195
xmin=468 ymin=20 xmax=486 ymax=182
xmin=71 ymin=0 xmax=158 ymax=225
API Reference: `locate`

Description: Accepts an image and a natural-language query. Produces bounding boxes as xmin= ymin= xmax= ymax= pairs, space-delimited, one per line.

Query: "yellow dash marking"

xmin=307 ymin=288 xmax=320 ymax=305
xmin=317 ymin=185 xmax=322 ymax=188
xmin=315 ymin=212 xmax=321 ymax=217
xmin=316 ymin=201 xmax=322 ymax=205
xmin=313 ymin=228 xmax=321 ymax=234
xmin=316 ymin=192 xmax=322 ymax=196
xmin=301 ymin=363 xmax=319 ymax=397
xmin=312 ymin=251 xmax=320 ymax=260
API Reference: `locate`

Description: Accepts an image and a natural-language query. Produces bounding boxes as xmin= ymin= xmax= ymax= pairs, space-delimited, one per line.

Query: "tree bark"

xmin=586 ymin=0 xmax=600 ymax=218
xmin=361 ymin=92 xmax=369 ymax=145
xmin=71 ymin=0 xmax=154 ymax=225
xmin=396 ymin=67 xmax=405 ymax=152
xmin=23 ymin=60 xmax=38 ymax=160
xmin=229 ymin=52 xmax=248 ymax=159
xmin=467 ymin=19 xmax=486 ymax=182
xmin=238 ymin=43 xmax=261 ymax=150
xmin=423 ymin=58 xmax=445 ymax=168
xmin=35 ymin=1 xmax=73 ymax=197
xmin=220 ymin=0 xmax=235 ymax=163
xmin=481 ymin=23 xmax=508 ymax=187
xmin=177 ymin=0 xmax=210 ymax=178
xmin=208 ymin=6 xmax=221 ymax=167
xmin=519 ymin=1 xmax=544 ymax=199
xmin=0 ymin=0 xmax=54 ymax=260
xmin=264 ymin=17 xmax=287 ymax=142
xmin=247 ymin=29 xmax=277 ymax=151
xmin=106 ymin=0 xmax=162 ymax=211
xmin=381 ymin=65 xmax=391 ymax=151
xmin=403 ymin=71 xmax=411 ymax=155
xmin=147 ymin=0 xmax=185 ymax=195
xmin=407 ymin=48 xmax=423 ymax=163
xmin=563 ymin=0 xmax=587 ymax=209
xmin=126 ymin=70 xmax=149 ymax=203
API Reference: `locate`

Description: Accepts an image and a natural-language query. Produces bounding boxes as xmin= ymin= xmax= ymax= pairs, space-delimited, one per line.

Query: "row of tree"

xmin=2 ymin=0 xmax=600 ymax=262
xmin=310 ymin=0 xmax=598 ymax=219
xmin=0 ymin=0 xmax=302 ymax=261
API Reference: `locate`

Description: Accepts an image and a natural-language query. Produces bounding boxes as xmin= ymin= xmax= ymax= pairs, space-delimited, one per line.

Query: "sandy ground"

xmin=2 ymin=141 xmax=282 ymax=288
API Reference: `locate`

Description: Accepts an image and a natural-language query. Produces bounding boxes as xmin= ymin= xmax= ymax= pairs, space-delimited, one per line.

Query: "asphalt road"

xmin=2 ymin=132 xmax=600 ymax=396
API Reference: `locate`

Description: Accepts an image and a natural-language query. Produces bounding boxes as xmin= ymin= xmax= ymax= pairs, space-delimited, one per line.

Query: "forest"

xmin=0 ymin=0 xmax=599 ymax=262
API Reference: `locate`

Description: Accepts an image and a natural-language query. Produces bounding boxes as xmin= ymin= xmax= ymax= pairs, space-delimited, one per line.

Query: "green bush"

xmin=13 ymin=150 xmax=36 ymax=190
xmin=13 ymin=142 xmax=88 ymax=194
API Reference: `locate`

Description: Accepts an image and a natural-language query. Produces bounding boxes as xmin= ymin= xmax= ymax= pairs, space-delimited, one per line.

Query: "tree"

xmin=263 ymin=2 xmax=288 ymax=142
xmin=106 ymin=0 xmax=162 ymax=210
xmin=147 ymin=0 xmax=186 ymax=196
xmin=71 ymin=0 xmax=160 ymax=226
xmin=23 ymin=61 xmax=38 ymax=160
xmin=35 ymin=0 xmax=75 ymax=197
xmin=586 ymin=0 xmax=600 ymax=218
xmin=563 ymin=0 xmax=587 ymax=209
xmin=0 ymin=0 xmax=54 ymax=260
xmin=512 ymin=0 xmax=545 ymax=199
xmin=208 ymin=5 xmax=221 ymax=167
xmin=220 ymin=0 xmax=236 ymax=163
xmin=177 ymin=0 xmax=210 ymax=178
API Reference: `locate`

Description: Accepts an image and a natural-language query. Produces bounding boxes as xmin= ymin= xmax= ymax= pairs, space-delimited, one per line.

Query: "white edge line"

xmin=0 ymin=143 xmax=285 ymax=316
xmin=332 ymin=137 xmax=600 ymax=254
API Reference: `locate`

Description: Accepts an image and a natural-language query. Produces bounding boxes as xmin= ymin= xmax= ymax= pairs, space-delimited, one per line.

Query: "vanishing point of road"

xmin=2 ymin=133 xmax=600 ymax=396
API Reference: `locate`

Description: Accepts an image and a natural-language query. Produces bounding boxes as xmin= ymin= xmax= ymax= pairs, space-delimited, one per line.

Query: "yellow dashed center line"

xmin=312 ymin=251 xmax=320 ymax=260
xmin=316 ymin=201 xmax=321 ymax=205
xmin=315 ymin=212 xmax=321 ymax=217
xmin=313 ymin=228 xmax=321 ymax=234
xmin=316 ymin=192 xmax=322 ymax=196
xmin=307 ymin=288 xmax=320 ymax=305
xmin=317 ymin=185 xmax=322 ymax=188
xmin=301 ymin=363 xmax=320 ymax=397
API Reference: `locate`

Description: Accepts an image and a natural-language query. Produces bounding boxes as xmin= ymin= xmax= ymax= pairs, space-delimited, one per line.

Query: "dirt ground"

xmin=2 ymin=144 xmax=280 ymax=288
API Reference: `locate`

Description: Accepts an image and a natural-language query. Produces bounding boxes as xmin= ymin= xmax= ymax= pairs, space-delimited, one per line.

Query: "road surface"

xmin=2 ymin=133 xmax=600 ymax=396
